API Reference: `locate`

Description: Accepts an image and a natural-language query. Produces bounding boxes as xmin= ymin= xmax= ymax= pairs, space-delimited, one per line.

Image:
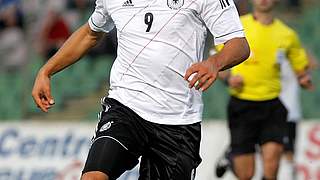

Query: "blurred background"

xmin=0 ymin=0 xmax=118 ymax=121
xmin=0 ymin=0 xmax=319 ymax=180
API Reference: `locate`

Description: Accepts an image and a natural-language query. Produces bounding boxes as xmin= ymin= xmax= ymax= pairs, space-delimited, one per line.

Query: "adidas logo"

xmin=122 ymin=0 xmax=134 ymax=6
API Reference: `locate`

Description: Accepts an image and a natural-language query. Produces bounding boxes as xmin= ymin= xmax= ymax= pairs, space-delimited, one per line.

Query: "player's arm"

xmin=296 ymin=68 xmax=313 ymax=90
xmin=32 ymin=23 xmax=104 ymax=112
xmin=298 ymin=51 xmax=318 ymax=90
xmin=210 ymin=37 xmax=250 ymax=71
xmin=185 ymin=0 xmax=250 ymax=91
xmin=38 ymin=23 xmax=103 ymax=76
xmin=287 ymin=32 xmax=313 ymax=90
xmin=213 ymin=44 xmax=245 ymax=89
xmin=185 ymin=37 xmax=250 ymax=91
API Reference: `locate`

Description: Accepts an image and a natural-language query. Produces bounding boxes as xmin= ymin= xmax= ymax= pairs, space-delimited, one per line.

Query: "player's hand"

xmin=298 ymin=73 xmax=314 ymax=90
xmin=228 ymin=75 xmax=244 ymax=89
xmin=32 ymin=70 xmax=55 ymax=112
xmin=184 ymin=60 xmax=219 ymax=91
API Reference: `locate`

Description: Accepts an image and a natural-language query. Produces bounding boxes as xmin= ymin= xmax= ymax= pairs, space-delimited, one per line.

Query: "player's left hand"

xmin=184 ymin=60 xmax=219 ymax=91
xmin=298 ymin=73 xmax=314 ymax=90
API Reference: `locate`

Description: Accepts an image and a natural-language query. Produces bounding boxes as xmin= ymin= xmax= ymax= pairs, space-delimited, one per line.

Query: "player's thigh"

xmin=227 ymin=97 xmax=258 ymax=155
xmin=138 ymin=152 xmax=197 ymax=180
xmin=138 ymin=122 xmax=201 ymax=180
xmin=82 ymin=171 xmax=109 ymax=180
xmin=82 ymin=135 xmax=139 ymax=180
xmin=259 ymin=98 xmax=287 ymax=146
xmin=82 ymin=98 xmax=144 ymax=179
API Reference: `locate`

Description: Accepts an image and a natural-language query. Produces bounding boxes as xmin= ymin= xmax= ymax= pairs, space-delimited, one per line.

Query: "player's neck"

xmin=253 ymin=11 xmax=274 ymax=25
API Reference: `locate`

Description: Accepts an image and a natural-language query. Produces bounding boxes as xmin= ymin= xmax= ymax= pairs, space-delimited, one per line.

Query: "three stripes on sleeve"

xmin=219 ymin=0 xmax=230 ymax=9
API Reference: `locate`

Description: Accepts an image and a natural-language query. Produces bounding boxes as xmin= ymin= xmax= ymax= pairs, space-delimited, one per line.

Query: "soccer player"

xmin=31 ymin=0 xmax=250 ymax=179
xmin=214 ymin=57 xmax=315 ymax=180
xmin=213 ymin=0 xmax=312 ymax=179
xmin=279 ymin=54 xmax=317 ymax=180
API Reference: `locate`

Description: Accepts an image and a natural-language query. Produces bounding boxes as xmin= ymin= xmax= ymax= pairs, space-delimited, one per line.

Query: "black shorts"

xmin=227 ymin=96 xmax=287 ymax=155
xmin=82 ymin=98 xmax=201 ymax=180
xmin=283 ymin=122 xmax=297 ymax=153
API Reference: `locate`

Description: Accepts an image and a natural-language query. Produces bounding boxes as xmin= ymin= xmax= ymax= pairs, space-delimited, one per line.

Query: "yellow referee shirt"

xmin=230 ymin=14 xmax=308 ymax=101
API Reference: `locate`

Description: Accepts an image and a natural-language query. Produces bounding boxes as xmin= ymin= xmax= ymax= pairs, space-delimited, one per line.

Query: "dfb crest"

xmin=167 ymin=0 xmax=184 ymax=9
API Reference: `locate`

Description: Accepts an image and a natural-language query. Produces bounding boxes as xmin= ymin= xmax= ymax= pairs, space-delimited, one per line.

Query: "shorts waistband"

xmin=230 ymin=96 xmax=280 ymax=104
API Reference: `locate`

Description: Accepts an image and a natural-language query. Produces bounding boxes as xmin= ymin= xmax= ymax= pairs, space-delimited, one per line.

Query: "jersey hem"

xmin=136 ymin=115 xmax=202 ymax=125
xmin=108 ymin=95 xmax=202 ymax=125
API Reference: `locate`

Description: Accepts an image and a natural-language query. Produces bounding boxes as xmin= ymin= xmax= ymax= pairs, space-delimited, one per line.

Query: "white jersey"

xmin=88 ymin=0 xmax=244 ymax=125
xmin=280 ymin=59 xmax=302 ymax=122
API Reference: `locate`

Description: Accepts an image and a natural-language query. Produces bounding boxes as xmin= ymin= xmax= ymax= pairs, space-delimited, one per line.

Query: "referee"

xmin=215 ymin=0 xmax=312 ymax=180
xmin=32 ymin=0 xmax=250 ymax=179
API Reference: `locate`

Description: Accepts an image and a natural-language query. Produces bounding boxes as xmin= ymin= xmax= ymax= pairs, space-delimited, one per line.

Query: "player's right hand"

xmin=228 ymin=75 xmax=243 ymax=89
xmin=32 ymin=70 xmax=55 ymax=112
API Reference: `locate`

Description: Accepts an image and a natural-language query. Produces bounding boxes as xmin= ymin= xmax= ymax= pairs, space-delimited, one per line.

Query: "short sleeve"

xmin=287 ymin=31 xmax=308 ymax=72
xmin=88 ymin=0 xmax=115 ymax=33
xmin=200 ymin=0 xmax=244 ymax=45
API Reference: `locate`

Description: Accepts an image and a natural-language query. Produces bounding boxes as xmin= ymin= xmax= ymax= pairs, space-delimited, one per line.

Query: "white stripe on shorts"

xmin=92 ymin=135 xmax=129 ymax=151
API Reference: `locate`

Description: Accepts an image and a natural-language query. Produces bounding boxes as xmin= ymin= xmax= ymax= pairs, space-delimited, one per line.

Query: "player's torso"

xmin=236 ymin=15 xmax=293 ymax=77
xmin=107 ymin=0 xmax=206 ymax=51
xmin=107 ymin=0 xmax=207 ymax=89
xmin=106 ymin=0 xmax=206 ymax=124
xmin=230 ymin=15 xmax=293 ymax=101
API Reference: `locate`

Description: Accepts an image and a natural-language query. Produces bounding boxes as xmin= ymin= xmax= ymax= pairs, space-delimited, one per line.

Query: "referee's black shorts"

xmin=227 ymin=96 xmax=288 ymax=155
xmin=82 ymin=97 xmax=201 ymax=180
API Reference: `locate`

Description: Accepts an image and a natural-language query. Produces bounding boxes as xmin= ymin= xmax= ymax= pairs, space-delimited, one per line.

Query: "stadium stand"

xmin=0 ymin=53 xmax=114 ymax=120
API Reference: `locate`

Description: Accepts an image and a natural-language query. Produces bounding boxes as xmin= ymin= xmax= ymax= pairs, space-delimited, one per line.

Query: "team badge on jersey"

xmin=99 ymin=121 xmax=114 ymax=132
xmin=167 ymin=0 xmax=184 ymax=9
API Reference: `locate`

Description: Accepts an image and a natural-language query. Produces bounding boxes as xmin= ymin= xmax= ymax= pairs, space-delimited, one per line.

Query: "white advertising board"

xmin=0 ymin=122 xmax=138 ymax=180
xmin=0 ymin=121 xmax=319 ymax=180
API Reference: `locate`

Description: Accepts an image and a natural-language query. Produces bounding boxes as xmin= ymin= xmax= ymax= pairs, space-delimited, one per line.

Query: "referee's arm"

xmin=32 ymin=23 xmax=104 ymax=112
xmin=288 ymin=32 xmax=314 ymax=90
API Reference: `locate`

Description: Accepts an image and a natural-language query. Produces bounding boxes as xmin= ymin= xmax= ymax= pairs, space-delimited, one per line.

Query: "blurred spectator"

xmin=0 ymin=0 xmax=20 ymax=9
xmin=65 ymin=0 xmax=93 ymax=30
xmin=0 ymin=0 xmax=23 ymax=28
xmin=288 ymin=0 xmax=300 ymax=8
xmin=37 ymin=9 xmax=70 ymax=60
xmin=234 ymin=0 xmax=249 ymax=15
xmin=64 ymin=0 xmax=117 ymax=57
xmin=0 ymin=4 xmax=27 ymax=73
xmin=65 ymin=0 xmax=94 ymax=30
